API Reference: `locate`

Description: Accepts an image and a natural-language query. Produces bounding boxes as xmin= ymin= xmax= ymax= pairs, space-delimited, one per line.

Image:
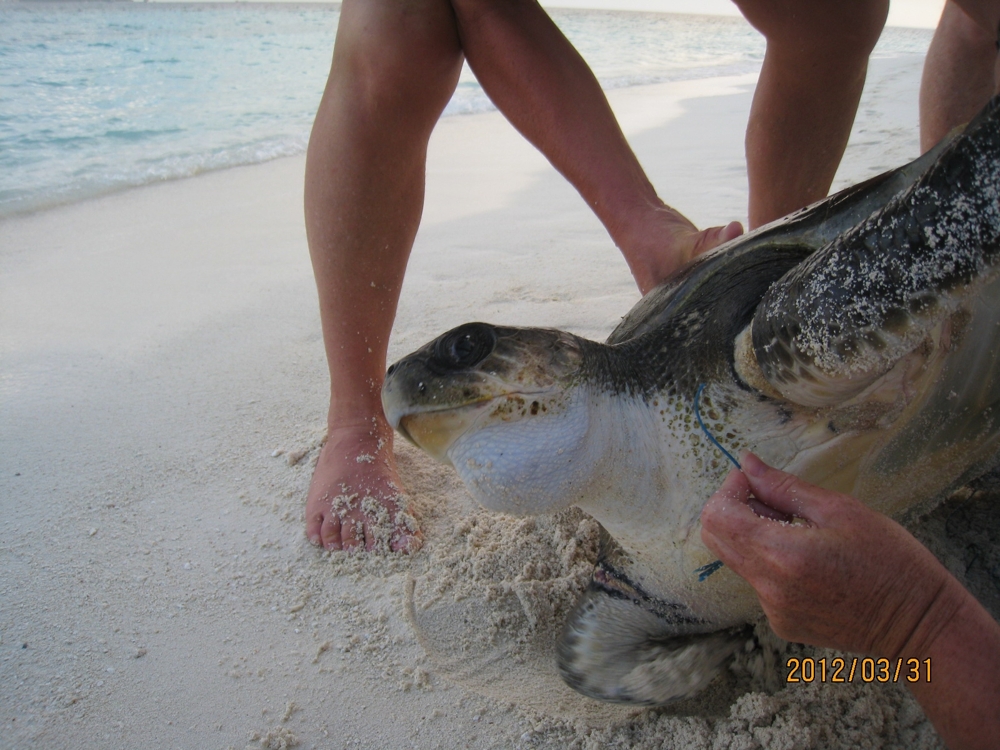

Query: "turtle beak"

xmin=382 ymin=358 xmax=418 ymax=433
xmin=393 ymin=402 xmax=494 ymax=465
xmin=383 ymin=356 xmax=494 ymax=464
xmin=393 ymin=417 xmax=417 ymax=448
xmin=392 ymin=414 xmax=451 ymax=464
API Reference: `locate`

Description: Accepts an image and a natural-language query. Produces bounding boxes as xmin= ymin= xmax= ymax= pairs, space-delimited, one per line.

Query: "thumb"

xmin=700 ymin=468 xmax=756 ymax=570
xmin=739 ymin=451 xmax=843 ymax=526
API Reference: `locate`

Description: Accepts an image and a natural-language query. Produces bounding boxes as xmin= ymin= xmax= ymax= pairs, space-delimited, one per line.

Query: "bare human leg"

xmin=920 ymin=0 xmax=1000 ymax=152
xmin=304 ymin=0 xmax=463 ymax=552
xmin=733 ymin=0 xmax=889 ymax=229
xmin=451 ymin=0 xmax=742 ymax=294
xmin=304 ymin=1 xmax=747 ymax=552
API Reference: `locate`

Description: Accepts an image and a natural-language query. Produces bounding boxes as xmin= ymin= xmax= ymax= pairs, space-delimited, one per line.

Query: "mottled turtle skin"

xmin=382 ymin=96 xmax=1000 ymax=705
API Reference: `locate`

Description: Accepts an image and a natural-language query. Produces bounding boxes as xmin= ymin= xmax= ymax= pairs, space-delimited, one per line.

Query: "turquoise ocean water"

xmin=0 ymin=3 xmax=933 ymax=218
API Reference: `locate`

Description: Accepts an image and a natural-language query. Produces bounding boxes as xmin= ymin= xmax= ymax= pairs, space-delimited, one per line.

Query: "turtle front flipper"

xmin=742 ymin=95 xmax=1000 ymax=408
xmin=557 ymin=533 xmax=746 ymax=705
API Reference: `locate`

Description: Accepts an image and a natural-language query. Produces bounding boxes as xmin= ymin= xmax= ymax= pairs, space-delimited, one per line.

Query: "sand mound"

xmin=384 ymin=440 xmax=1000 ymax=748
xmin=406 ymin=502 xmax=637 ymax=724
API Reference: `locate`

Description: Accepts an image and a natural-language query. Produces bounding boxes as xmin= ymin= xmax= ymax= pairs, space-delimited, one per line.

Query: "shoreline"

xmin=0 ymin=67 xmax=759 ymax=224
xmin=0 ymin=54 xmax=964 ymax=750
xmin=2 ymin=29 xmax=930 ymax=224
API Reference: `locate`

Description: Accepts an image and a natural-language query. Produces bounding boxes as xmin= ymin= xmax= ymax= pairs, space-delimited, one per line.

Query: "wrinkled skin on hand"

xmin=699 ymin=451 xmax=958 ymax=659
xmin=700 ymin=452 xmax=1000 ymax=749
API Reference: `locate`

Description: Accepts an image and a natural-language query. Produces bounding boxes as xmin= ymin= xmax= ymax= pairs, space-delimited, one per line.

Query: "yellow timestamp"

xmin=786 ymin=657 xmax=932 ymax=684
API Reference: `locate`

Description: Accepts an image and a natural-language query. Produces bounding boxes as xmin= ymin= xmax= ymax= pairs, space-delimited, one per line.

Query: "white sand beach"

xmin=3 ymin=55 xmax=996 ymax=749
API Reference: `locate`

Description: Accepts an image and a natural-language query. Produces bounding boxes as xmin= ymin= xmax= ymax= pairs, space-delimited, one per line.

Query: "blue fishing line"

xmin=693 ymin=382 xmax=740 ymax=581
xmin=694 ymin=383 xmax=741 ymax=470
xmin=694 ymin=560 xmax=724 ymax=581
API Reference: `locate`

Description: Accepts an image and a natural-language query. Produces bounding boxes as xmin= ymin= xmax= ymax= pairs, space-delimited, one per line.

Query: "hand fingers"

xmin=720 ymin=220 xmax=744 ymax=244
xmin=700 ymin=468 xmax=757 ymax=570
xmin=745 ymin=495 xmax=796 ymax=523
xmin=700 ymin=462 xmax=818 ymax=579
xmin=694 ymin=221 xmax=745 ymax=259
xmin=739 ymin=451 xmax=849 ymax=525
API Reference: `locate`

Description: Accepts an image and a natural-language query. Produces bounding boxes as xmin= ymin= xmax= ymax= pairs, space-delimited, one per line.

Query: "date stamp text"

xmin=786 ymin=657 xmax=931 ymax=684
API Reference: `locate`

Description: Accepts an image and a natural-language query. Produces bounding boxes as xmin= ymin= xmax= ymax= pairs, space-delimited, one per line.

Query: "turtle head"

xmin=383 ymin=322 xmax=597 ymax=514
xmin=383 ymin=322 xmax=586 ymax=459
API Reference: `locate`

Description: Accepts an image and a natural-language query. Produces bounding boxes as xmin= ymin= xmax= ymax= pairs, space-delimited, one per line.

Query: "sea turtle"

xmin=382 ymin=95 xmax=1000 ymax=705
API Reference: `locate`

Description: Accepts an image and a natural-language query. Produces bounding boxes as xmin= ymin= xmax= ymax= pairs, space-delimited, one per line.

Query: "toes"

xmin=319 ymin=512 xmax=366 ymax=551
xmin=309 ymin=494 xmax=423 ymax=554
xmin=390 ymin=528 xmax=423 ymax=554
xmin=305 ymin=496 xmax=326 ymax=546
xmin=306 ymin=514 xmax=324 ymax=547
xmin=341 ymin=515 xmax=366 ymax=552
xmin=386 ymin=499 xmax=422 ymax=554
xmin=315 ymin=512 xmax=366 ymax=551
xmin=319 ymin=514 xmax=344 ymax=551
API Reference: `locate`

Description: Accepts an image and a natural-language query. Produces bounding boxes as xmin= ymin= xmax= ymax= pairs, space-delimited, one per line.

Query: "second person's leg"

xmin=452 ymin=0 xmax=743 ymax=294
xmin=920 ymin=0 xmax=1000 ymax=152
xmin=734 ymin=0 xmax=889 ymax=228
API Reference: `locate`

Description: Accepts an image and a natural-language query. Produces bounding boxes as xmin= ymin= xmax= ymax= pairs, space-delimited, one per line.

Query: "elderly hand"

xmin=700 ymin=451 xmax=959 ymax=659
xmin=700 ymin=451 xmax=1000 ymax=750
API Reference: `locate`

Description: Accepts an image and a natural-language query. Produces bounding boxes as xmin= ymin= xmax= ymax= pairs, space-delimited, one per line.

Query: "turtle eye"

xmin=430 ymin=322 xmax=497 ymax=371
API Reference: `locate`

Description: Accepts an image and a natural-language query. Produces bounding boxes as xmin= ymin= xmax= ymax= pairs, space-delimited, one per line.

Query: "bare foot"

xmin=617 ymin=205 xmax=744 ymax=295
xmin=305 ymin=418 xmax=422 ymax=554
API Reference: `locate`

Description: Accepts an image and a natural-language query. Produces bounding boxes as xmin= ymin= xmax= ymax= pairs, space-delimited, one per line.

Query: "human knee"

xmin=449 ymin=0 xmax=536 ymax=26
xmin=333 ymin=0 xmax=464 ymax=122
xmin=950 ymin=0 xmax=1000 ymax=39
xmin=733 ymin=0 xmax=888 ymax=60
xmin=946 ymin=0 xmax=1000 ymax=46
